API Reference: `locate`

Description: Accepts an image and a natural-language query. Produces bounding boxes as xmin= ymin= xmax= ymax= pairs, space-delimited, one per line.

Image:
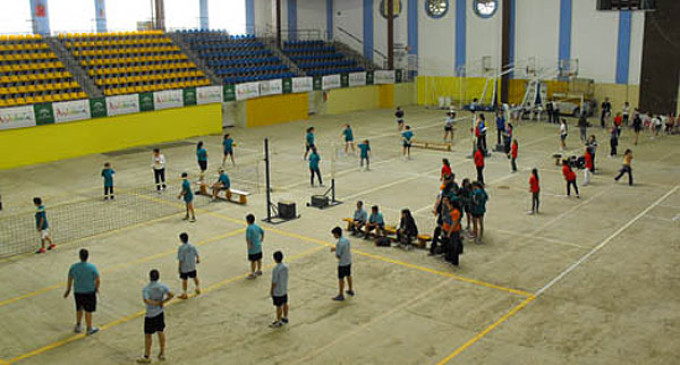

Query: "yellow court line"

xmin=434 ymin=295 xmax=537 ymax=365
xmin=6 ymin=245 xmax=326 ymax=364
xmin=0 ymin=227 xmax=245 ymax=308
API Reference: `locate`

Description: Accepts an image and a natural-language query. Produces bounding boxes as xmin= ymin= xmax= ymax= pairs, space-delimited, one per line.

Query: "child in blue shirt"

xmin=365 ymin=205 xmax=385 ymax=239
xmin=33 ymin=197 xmax=54 ymax=254
xmin=309 ymin=148 xmax=323 ymax=186
xmin=303 ymin=127 xmax=315 ymax=160
xmin=342 ymin=124 xmax=355 ymax=154
xmin=395 ymin=106 xmax=404 ymax=131
xmin=358 ymin=139 xmax=371 ymax=170
xmin=101 ymin=162 xmax=115 ymax=200
xmin=402 ymin=125 xmax=414 ymax=159
xmin=351 ymin=200 xmax=368 ymax=235
xmin=196 ymin=141 xmax=208 ymax=182
xmin=222 ymin=133 xmax=236 ymax=167
xmin=211 ymin=169 xmax=231 ymax=200
xmin=177 ymin=172 xmax=196 ymax=222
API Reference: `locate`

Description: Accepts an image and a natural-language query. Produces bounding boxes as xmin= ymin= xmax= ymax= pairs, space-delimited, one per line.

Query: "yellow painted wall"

xmin=326 ymin=85 xmax=380 ymax=114
xmin=393 ymin=83 xmax=416 ymax=107
xmin=416 ymin=76 xmax=488 ymax=106
xmin=245 ymin=93 xmax=308 ymax=127
xmin=593 ymin=83 xmax=639 ymax=111
xmin=0 ymin=104 xmax=222 ymax=170
xmin=378 ymin=84 xmax=395 ymax=108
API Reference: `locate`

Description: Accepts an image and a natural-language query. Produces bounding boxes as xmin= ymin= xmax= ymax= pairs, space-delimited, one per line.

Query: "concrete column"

xmin=29 ymin=0 xmax=51 ymax=35
xmin=95 ymin=0 xmax=107 ymax=33
xmin=199 ymin=0 xmax=209 ymax=30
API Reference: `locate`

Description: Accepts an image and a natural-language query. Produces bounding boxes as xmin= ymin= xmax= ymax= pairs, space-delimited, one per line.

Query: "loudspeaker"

xmin=311 ymin=195 xmax=329 ymax=208
xmin=278 ymin=201 xmax=297 ymax=219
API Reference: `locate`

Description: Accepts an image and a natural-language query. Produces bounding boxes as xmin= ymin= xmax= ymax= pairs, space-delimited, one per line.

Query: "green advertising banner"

xmin=396 ymin=70 xmax=403 ymax=83
xmin=366 ymin=71 xmax=374 ymax=85
xmin=139 ymin=93 xmax=154 ymax=112
xmin=33 ymin=103 xmax=54 ymax=125
xmin=183 ymin=87 xmax=197 ymax=106
xmin=89 ymin=98 xmax=107 ymax=118
xmin=282 ymin=78 xmax=292 ymax=94
xmin=313 ymin=76 xmax=322 ymax=91
xmin=224 ymin=84 xmax=236 ymax=102
xmin=340 ymin=73 xmax=349 ymax=88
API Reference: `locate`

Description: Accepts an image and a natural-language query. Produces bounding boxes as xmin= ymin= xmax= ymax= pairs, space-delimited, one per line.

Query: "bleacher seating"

xmin=0 ymin=34 xmax=86 ymax=108
xmin=283 ymin=40 xmax=364 ymax=77
xmin=59 ymin=30 xmax=210 ymax=96
xmin=178 ymin=30 xmax=295 ymax=85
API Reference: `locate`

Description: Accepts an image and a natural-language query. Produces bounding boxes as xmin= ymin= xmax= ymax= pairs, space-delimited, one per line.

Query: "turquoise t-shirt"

xmin=101 ymin=168 xmax=115 ymax=187
xmin=196 ymin=148 xmax=208 ymax=161
xmin=246 ymin=224 xmax=264 ymax=254
xmin=309 ymin=153 xmax=320 ymax=170
xmin=369 ymin=212 xmax=384 ymax=225
xmin=402 ymin=130 xmax=414 ymax=142
xmin=358 ymin=143 xmax=370 ymax=158
xmin=68 ymin=262 xmax=99 ymax=293
xmin=35 ymin=205 xmax=48 ymax=229
xmin=182 ymin=179 xmax=193 ymax=202
xmin=343 ymin=128 xmax=354 ymax=141
xmin=306 ymin=132 xmax=315 ymax=145
xmin=222 ymin=138 xmax=233 ymax=152
xmin=219 ymin=173 xmax=230 ymax=189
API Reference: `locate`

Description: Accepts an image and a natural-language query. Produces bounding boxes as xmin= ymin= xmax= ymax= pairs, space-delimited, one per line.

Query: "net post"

xmin=264 ymin=138 xmax=272 ymax=222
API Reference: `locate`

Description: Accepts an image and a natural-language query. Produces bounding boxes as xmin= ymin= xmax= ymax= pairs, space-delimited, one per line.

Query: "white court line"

xmin=534 ymin=185 xmax=680 ymax=296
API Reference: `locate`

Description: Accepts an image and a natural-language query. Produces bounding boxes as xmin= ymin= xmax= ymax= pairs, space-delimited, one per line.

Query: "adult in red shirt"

xmin=510 ymin=139 xmax=518 ymax=172
xmin=584 ymin=148 xmax=593 ymax=186
xmin=441 ymin=158 xmax=452 ymax=181
xmin=474 ymin=148 xmax=485 ymax=185
xmin=528 ymin=168 xmax=540 ymax=214
xmin=562 ymin=160 xmax=580 ymax=198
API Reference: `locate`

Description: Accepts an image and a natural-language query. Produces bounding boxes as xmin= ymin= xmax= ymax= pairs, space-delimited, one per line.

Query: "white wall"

xmin=333 ymin=0 xmax=363 ymax=53
xmin=628 ymin=12 xmax=644 ymax=85
xmin=418 ymin=1 xmax=455 ymax=76
xmin=374 ymin=1 xmax=408 ymax=68
xmin=514 ymin=0 xmax=560 ymax=72
xmin=571 ymin=0 xmax=619 ymax=83
xmin=298 ymin=0 xmax=327 ymax=38
xmin=466 ymin=0 xmax=502 ymax=74
xmin=254 ymin=0 xmax=271 ymax=35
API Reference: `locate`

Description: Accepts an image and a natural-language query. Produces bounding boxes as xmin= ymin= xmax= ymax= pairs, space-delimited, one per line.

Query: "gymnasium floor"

xmin=0 ymin=106 xmax=678 ymax=364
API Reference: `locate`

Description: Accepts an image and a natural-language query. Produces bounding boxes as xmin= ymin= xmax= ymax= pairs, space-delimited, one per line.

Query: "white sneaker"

xmin=74 ymin=324 xmax=82 ymax=333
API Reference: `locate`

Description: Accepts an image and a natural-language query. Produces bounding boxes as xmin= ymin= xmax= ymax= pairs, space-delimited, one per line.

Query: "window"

xmin=473 ymin=0 xmax=498 ymax=18
xmin=379 ymin=0 xmax=403 ymax=19
xmin=0 ymin=1 xmax=33 ymax=34
xmin=209 ymin=0 xmax=246 ymax=34
xmin=425 ymin=0 xmax=449 ymax=19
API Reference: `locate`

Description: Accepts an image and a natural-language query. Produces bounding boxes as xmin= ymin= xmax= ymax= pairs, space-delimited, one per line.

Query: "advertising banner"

xmin=374 ymin=70 xmax=396 ymax=84
xmin=34 ymin=103 xmax=55 ymax=125
xmin=154 ymin=89 xmax=183 ymax=110
xmin=53 ymin=99 xmax=91 ymax=123
xmin=183 ymin=87 xmax=197 ymax=106
xmin=89 ymin=98 xmax=107 ymax=118
xmin=223 ymin=84 xmax=236 ymax=102
xmin=322 ymin=74 xmax=341 ymax=90
xmin=107 ymin=94 xmax=140 ymax=116
xmin=313 ymin=76 xmax=322 ymax=91
xmin=348 ymin=72 xmax=366 ymax=87
xmin=0 ymin=105 xmax=36 ymax=130
xmin=235 ymin=82 xmax=260 ymax=101
xmin=196 ymin=85 xmax=223 ymax=105
xmin=139 ymin=92 xmax=155 ymax=112
xmin=282 ymin=78 xmax=293 ymax=94
xmin=292 ymin=77 xmax=313 ymax=93
xmin=366 ymin=71 xmax=374 ymax=85
xmin=259 ymin=79 xmax=283 ymax=97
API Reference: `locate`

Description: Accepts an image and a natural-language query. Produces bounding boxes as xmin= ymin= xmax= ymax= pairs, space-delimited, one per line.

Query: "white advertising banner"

xmin=154 ymin=89 xmax=183 ymax=110
xmin=235 ymin=82 xmax=260 ymax=101
xmin=106 ymin=94 xmax=140 ymax=116
xmin=322 ymin=74 xmax=341 ymax=90
xmin=53 ymin=99 xmax=91 ymax=123
xmin=0 ymin=105 xmax=35 ymax=130
xmin=196 ymin=85 xmax=223 ymax=105
xmin=349 ymin=72 xmax=367 ymax=87
xmin=374 ymin=70 xmax=396 ymax=84
xmin=292 ymin=77 xmax=313 ymax=93
xmin=259 ymin=79 xmax=283 ymax=97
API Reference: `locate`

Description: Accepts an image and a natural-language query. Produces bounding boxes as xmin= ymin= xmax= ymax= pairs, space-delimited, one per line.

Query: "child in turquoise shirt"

xmin=309 ymin=148 xmax=323 ymax=186
xmin=101 ymin=162 xmax=115 ymax=200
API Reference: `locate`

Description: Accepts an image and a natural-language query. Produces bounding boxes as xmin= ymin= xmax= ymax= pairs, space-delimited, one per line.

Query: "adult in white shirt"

xmin=152 ymin=148 xmax=166 ymax=192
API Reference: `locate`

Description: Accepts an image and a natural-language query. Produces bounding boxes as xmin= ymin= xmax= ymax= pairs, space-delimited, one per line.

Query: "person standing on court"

xmin=269 ymin=251 xmax=289 ymax=328
xmin=64 ymin=249 xmax=100 ymax=335
xmin=474 ymin=147 xmax=485 ymax=185
xmin=196 ymin=141 xmax=208 ymax=182
xmin=614 ymin=149 xmax=634 ymax=186
xmin=528 ymin=169 xmax=540 ymax=215
xmin=138 ymin=269 xmax=174 ymax=364
xmin=246 ymin=214 xmax=265 ymax=279
xmin=578 ymin=113 xmax=588 ymax=143
xmin=330 ymin=227 xmax=354 ymax=301
xmin=177 ymin=232 xmax=200 ymax=300
xmin=601 ymin=97 xmax=612 ymax=128
xmin=151 ymin=149 xmax=166 ymax=192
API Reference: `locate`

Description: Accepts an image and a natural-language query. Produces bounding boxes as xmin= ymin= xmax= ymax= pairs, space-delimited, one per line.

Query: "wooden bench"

xmin=340 ymin=218 xmax=431 ymax=248
xmin=197 ymin=183 xmax=250 ymax=205
xmin=411 ymin=139 xmax=452 ymax=152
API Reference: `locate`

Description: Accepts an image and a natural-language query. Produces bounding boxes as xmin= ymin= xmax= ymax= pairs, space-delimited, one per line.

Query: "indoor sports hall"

xmin=0 ymin=1 xmax=678 ymax=364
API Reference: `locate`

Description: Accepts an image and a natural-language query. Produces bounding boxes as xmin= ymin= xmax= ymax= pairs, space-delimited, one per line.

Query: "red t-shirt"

xmin=441 ymin=165 xmax=452 ymax=178
xmin=529 ymin=175 xmax=540 ymax=193
xmin=474 ymin=149 xmax=484 ymax=167
xmin=562 ymin=164 xmax=576 ymax=181
xmin=511 ymin=143 xmax=518 ymax=158
xmin=585 ymin=150 xmax=593 ymax=169
xmin=614 ymin=115 xmax=623 ymax=126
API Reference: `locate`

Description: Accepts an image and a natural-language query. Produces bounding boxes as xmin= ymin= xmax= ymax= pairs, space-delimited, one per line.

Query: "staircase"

xmin=44 ymin=37 xmax=103 ymax=98
xmin=167 ymin=32 xmax=222 ymax=85
xmin=332 ymin=41 xmax=381 ymax=71
xmin=260 ymin=37 xmax=305 ymax=77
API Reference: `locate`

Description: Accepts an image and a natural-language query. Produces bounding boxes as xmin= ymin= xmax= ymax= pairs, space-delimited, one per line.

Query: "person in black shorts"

xmin=395 ymin=106 xmax=405 ymax=131
xmin=269 ymin=251 xmax=289 ymax=328
xmin=331 ymin=227 xmax=354 ymax=301
xmin=138 ymin=269 xmax=174 ymax=364
xmin=63 ymin=249 xmax=100 ymax=335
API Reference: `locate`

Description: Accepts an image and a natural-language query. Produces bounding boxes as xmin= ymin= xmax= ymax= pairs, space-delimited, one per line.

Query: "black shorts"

xmin=248 ymin=252 xmax=263 ymax=262
xmin=198 ymin=160 xmax=208 ymax=171
xmin=403 ymin=142 xmax=412 ymax=148
xmin=445 ymin=126 xmax=453 ymax=131
xmin=306 ymin=144 xmax=315 ymax=152
xmin=223 ymin=149 xmax=233 ymax=156
xmin=144 ymin=313 xmax=165 ymax=334
xmin=179 ymin=270 xmax=197 ymax=280
xmin=338 ymin=264 xmax=351 ymax=279
xmin=272 ymin=294 xmax=288 ymax=307
xmin=74 ymin=292 xmax=97 ymax=312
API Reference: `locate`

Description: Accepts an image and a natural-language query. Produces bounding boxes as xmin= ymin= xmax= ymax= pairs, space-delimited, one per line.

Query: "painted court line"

xmin=0 ymin=227 xmax=245 ymax=308
xmin=5 ymin=245 xmax=326 ymax=364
